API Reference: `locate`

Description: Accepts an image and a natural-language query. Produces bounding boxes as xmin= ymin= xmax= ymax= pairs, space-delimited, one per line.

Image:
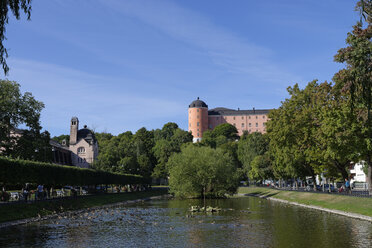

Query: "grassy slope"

xmin=0 ymin=189 xmax=168 ymax=223
xmin=238 ymin=187 xmax=372 ymax=217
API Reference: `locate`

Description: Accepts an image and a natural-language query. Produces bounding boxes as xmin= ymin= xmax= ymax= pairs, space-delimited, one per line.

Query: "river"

xmin=0 ymin=197 xmax=371 ymax=248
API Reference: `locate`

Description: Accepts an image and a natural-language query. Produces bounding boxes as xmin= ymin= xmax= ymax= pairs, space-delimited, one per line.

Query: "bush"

xmin=0 ymin=157 xmax=149 ymax=186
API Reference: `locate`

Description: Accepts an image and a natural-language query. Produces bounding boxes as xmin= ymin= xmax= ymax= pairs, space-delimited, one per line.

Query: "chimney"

xmin=253 ymin=107 xmax=255 ymax=113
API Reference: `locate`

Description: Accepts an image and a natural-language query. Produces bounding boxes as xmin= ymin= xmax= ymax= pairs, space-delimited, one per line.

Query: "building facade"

xmin=188 ymin=98 xmax=270 ymax=142
xmin=69 ymin=117 xmax=98 ymax=168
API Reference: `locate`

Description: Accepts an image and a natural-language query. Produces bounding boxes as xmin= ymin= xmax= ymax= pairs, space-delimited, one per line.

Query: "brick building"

xmin=188 ymin=97 xmax=271 ymax=142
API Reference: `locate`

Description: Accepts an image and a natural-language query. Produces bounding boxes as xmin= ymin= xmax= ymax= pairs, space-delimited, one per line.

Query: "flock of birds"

xmin=36 ymin=205 xmax=255 ymax=231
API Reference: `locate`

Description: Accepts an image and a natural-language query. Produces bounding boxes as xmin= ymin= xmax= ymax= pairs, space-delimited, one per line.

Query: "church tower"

xmin=70 ymin=117 xmax=79 ymax=145
xmin=188 ymin=97 xmax=208 ymax=142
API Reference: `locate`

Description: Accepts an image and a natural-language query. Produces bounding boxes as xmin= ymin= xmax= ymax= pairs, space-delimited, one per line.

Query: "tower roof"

xmin=189 ymin=97 xmax=208 ymax=108
xmin=77 ymin=128 xmax=97 ymax=143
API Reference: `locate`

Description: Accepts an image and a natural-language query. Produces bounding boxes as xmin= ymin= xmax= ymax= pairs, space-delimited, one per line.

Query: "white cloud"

xmin=100 ymin=0 xmax=302 ymax=86
xmin=7 ymin=58 xmax=185 ymax=135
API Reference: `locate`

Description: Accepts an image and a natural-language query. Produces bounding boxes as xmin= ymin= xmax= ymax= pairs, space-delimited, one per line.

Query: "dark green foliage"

xmin=152 ymin=123 xmax=193 ymax=179
xmin=94 ymin=123 xmax=192 ymax=179
xmin=237 ymin=132 xmax=269 ymax=177
xmin=333 ymin=16 xmax=372 ymax=191
xmin=0 ymin=157 xmax=148 ymax=186
xmin=0 ymin=0 xmax=32 ymax=75
xmin=211 ymin=123 xmax=239 ymax=141
xmin=168 ymin=145 xmax=240 ymax=198
xmin=13 ymin=130 xmax=52 ymax=162
xmin=52 ymin=134 xmax=70 ymax=146
xmin=0 ymin=80 xmax=47 ymax=162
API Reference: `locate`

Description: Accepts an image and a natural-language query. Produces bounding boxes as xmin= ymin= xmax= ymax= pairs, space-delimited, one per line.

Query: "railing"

xmin=0 ymin=184 xmax=152 ymax=204
xmin=254 ymin=184 xmax=371 ymax=198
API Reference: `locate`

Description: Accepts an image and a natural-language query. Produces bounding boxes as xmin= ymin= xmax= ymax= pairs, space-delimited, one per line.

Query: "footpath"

xmin=238 ymin=187 xmax=372 ymax=222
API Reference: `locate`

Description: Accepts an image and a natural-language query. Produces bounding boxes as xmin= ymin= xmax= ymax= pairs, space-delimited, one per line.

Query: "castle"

xmin=68 ymin=117 xmax=98 ymax=168
xmin=188 ymin=98 xmax=270 ymax=142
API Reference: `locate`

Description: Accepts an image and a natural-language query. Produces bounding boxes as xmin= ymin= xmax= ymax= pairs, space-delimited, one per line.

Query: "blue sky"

xmin=4 ymin=0 xmax=359 ymax=136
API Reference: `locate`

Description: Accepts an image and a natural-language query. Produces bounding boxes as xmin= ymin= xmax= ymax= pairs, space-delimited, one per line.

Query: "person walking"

xmin=37 ymin=184 xmax=44 ymax=200
xmin=22 ymin=183 xmax=29 ymax=202
xmin=345 ymin=178 xmax=351 ymax=194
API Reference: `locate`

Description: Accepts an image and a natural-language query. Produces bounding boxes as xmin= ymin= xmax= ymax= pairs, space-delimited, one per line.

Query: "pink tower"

xmin=188 ymin=97 xmax=208 ymax=142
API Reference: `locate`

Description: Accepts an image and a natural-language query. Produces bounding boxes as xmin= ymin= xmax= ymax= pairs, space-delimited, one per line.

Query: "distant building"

xmin=49 ymin=139 xmax=72 ymax=166
xmin=350 ymin=161 xmax=367 ymax=183
xmin=68 ymin=117 xmax=98 ymax=168
xmin=188 ymin=97 xmax=271 ymax=142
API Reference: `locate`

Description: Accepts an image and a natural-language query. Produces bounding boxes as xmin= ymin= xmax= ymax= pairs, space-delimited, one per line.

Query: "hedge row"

xmin=0 ymin=157 xmax=149 ymax=186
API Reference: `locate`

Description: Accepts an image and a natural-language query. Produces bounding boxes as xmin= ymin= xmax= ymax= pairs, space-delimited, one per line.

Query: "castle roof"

xmin=208 ymin=107 xmax=271 ymax=116
xmin=77 ymin=128 xmax=97 ymax=143
xmin=189 ymin=97 xmax=208 ymax=108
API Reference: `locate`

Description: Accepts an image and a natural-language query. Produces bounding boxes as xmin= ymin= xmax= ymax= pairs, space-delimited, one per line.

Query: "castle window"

xmin=249 ymin=116 xmax=251 ymax=119
xmin=233 ymin=123 xmax=236 ymax=126
xmin=209 ymin=124 xmax=212 ymax=129
xmin=256 ymin=123 xmax=258 ymax=127
xmin=77 ymin=147 xmax=85 ymax=154
xmin=197 ymin=133 xmax=200 ymax=136
xmin=197 ymin=109 xmax=199 ymax=112
xmin=263 ymin=123 xmax=266 ymax=127
xmin=249 ymin=123 xmax=251 ymax=127
xmin=241 ymin=123 xmax=244 ymax=128
xmin=233 ymin=117 xmax=235 ymax=120
xmin=263 ymin=115 xmax=265 ymax=119
xmin=241 ymin=116 xmax=244 ymax=120
xmin=197 ymin=122 xmax=199 ymax=126
xmin=197 ymin=115 xmax=199 ymax=119
xmin=256 ymin=116 xmax=258 ymax=119
xmin=197 ymin=129 xmax=199 ymax=131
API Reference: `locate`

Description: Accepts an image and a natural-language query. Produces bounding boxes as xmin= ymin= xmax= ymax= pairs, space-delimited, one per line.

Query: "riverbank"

xmin=0 ymin=189 xmax=168 ymax=225
xmin=237 ymin=187 xmax=372 ymax=220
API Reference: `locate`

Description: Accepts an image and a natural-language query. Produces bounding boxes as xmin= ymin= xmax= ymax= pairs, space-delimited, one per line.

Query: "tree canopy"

xmin=0 ymin=79 xmax=49 ymax=161
xmin=168 ymin=144 xmax=240 ymax=198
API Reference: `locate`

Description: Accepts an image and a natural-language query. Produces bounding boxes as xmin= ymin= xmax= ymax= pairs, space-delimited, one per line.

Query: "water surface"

xmin=0 ymin=197 xmax=371 ymax=248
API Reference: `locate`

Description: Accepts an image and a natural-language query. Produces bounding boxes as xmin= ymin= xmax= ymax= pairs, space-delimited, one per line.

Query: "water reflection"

xmin=0 ymin=197 xmax=371 ymax=248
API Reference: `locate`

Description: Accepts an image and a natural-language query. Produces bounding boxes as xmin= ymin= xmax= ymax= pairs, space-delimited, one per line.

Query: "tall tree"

xmin=0 ymin=0 xmax=32 ymax=75
xmin=237 ymin=132 xmax=269 ymax=178
xmin=152 ymin=123 xmax=192 ymax=179
xmin=333 ymin=7 xmax=372 ymax=192
xmin=0 ymin=80 xmax=44 ymax=156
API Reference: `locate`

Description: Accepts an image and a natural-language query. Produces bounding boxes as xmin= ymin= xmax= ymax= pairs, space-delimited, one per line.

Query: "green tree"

xmin=133 ymin=127 xmax=156 ymax=177
xmin=0 ymin=0 xmax=32 ymax=75
xmin=333 ymin=17 xmax=372 ymax=192
xmin=52 ymin=134 xmax=70 ymax=146
xmin=237 ymin=132 xmax=269 ymax=178
xmin=212 ymin=123 xmax=239 ymax=141
xmin=0 ymin=80 xmax=45 ymax=156
xmin=266 ymin=83 xmax=319 ymax=188
xmin=249 ymin=153 xmax=273 ymax=182
xmin=152 ymin=123 xmax=193 ymax=179
xmin=168 ymin=144 xmax=239 ymax=198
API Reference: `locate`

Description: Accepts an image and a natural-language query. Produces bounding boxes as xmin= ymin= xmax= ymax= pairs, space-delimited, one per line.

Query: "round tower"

xmin=188 ymin=97 xmax=208 ymax=142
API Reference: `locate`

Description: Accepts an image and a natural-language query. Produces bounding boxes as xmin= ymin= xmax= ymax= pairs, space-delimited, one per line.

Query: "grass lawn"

xmin=238 ymin=187 xmax=372 ymax=217
xmin=0 ymin=189 xmax=168 ymax=223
